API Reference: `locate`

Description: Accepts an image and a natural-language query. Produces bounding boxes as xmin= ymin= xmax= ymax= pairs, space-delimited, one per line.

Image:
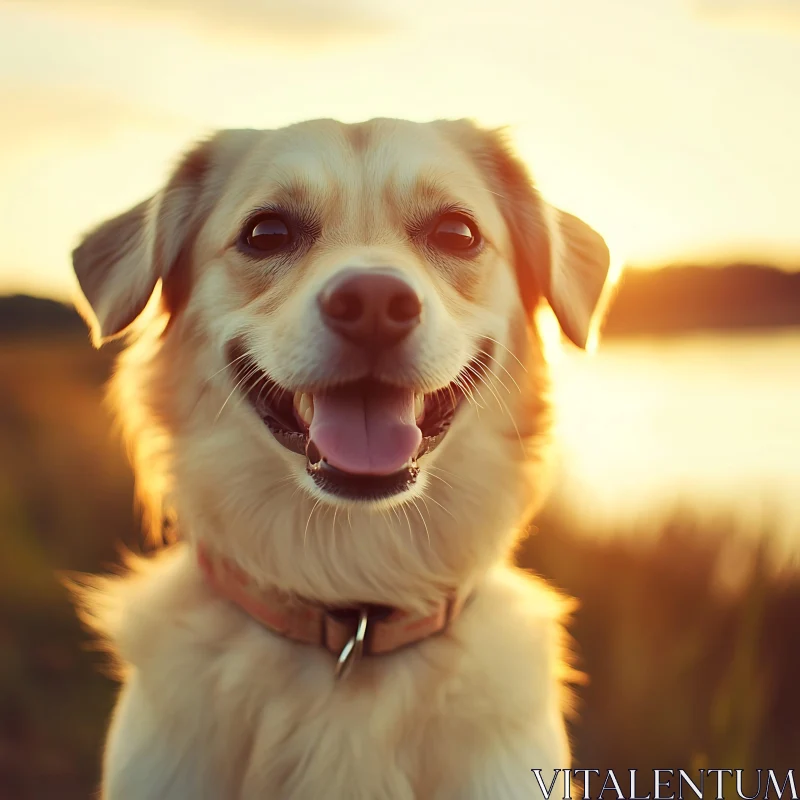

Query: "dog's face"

xmin=73 ymin=118 xmax=610 ymax=604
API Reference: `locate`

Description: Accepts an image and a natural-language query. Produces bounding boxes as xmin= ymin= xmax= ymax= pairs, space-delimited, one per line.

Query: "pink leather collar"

xmin=197 ymin=542 xmax=468 ymax=678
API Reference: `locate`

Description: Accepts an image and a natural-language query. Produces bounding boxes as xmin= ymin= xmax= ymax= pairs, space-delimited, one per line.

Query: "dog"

xmin=71 ymin=117 xmax=612 ymax=799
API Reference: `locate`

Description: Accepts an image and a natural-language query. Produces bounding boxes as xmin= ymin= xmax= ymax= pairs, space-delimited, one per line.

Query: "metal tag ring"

xmin=334 ymin=608 xmax=369 ymax=680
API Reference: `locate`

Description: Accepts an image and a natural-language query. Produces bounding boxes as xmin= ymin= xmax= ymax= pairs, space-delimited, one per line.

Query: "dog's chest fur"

xmin=94 ymin=545 xmax=571 ymax=799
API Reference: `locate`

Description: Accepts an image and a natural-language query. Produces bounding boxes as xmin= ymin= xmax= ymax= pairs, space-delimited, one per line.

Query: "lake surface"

xmin=544 ymin=330 xmax=800 ymax=558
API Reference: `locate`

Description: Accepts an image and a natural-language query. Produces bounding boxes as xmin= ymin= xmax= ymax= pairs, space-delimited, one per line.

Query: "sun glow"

xmin=1 ymin=0 xmax=799 ymax=301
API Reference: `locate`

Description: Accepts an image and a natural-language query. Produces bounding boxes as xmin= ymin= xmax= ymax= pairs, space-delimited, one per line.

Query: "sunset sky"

xmin=1 ymin=0 xmax=799 ymax=300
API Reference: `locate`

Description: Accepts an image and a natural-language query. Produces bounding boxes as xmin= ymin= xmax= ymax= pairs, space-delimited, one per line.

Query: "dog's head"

xmin=73 ymin=119 xmax=611 ymax=605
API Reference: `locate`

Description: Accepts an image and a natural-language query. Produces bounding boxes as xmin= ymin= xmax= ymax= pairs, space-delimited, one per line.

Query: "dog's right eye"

xmin=244 ymin=215 xmax=292 ymax=253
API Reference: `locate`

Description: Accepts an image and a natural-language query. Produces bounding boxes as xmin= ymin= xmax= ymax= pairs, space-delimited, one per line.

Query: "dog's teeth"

xmin=414 ymin=392 xmax=425 ymax=422
xmin=293 ymin=392 xmax=314 ymax=425
xmin=301 ymin=395 xmax=314 ymax=425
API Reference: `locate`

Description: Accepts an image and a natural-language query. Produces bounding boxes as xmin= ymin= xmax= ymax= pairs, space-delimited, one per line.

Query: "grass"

xmin=1 ymin=337 xmax=798 ymax=798
xmin=521 ymin=511 xmax=800 ymax=780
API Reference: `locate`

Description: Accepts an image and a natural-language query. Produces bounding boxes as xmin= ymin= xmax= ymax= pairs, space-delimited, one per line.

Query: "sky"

xmin=1 ymin=0 xmax=799 ymax=300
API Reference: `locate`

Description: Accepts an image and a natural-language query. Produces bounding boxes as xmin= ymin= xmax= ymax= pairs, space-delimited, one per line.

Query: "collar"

xmin=196 ymin=542 xmax=469 ymax=679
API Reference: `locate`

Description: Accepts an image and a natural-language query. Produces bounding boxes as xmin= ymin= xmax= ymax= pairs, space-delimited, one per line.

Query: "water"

xmin=546 ymin=330 xmax=800 ymax=556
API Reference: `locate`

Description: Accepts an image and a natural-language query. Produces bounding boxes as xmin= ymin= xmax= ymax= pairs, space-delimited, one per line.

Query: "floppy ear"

xmin=476 ymin=128 xmax=613 ymax=349
xmin=537 ymin=201 xmax=613 ymax=349
xmin=72 ymin=139 xmax=213 ymax=346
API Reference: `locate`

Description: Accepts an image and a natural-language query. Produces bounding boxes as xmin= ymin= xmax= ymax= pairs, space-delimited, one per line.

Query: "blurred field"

xmin=1 ymin=336 xmax=799 ymax=798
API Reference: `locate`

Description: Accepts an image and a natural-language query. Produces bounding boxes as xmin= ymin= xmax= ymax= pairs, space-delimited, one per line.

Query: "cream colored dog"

xmin=72 ymin=118 xmax=611 ymax=799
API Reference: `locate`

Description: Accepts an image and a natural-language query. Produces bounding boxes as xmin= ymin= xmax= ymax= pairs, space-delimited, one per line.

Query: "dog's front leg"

xmin=102 ymin=674 xmax=223 ymax=800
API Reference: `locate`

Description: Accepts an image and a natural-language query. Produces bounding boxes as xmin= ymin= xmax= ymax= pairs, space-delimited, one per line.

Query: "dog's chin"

xmin=227 ymin=342 xmax=493 ymax=504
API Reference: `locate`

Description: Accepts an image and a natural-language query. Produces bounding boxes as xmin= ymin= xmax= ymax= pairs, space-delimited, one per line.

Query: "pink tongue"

xmin=309 ymin=384 xmax=422 ymax=476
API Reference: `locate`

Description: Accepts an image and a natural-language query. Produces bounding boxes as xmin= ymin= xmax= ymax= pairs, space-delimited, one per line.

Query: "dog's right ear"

xmin=72 ymin=138 xmax=214 ymax=347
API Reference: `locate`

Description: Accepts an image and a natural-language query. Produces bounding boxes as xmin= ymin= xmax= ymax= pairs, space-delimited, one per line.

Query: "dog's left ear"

xmin=535 ymin=203 xmax=613 ymax=348
xmin=471 ymin=127 xmax=613 ymax=349
xmin=72 ymin=137 xmax=215 ymax=346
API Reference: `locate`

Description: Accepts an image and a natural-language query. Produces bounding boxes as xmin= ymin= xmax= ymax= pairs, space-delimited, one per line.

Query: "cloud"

xmin=20 ymin=0 xmax=397 ymax=48
xmin=0 ymin=84 xmax=196 ymax=157
xmin=692 ymin=0 xmax=800 ymax=32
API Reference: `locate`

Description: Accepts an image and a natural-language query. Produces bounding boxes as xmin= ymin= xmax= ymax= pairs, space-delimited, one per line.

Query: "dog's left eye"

xmin=428 ymin=214 xmax=480 ymax=253
xmin=243 ymin=214 xmax=292 ymax=252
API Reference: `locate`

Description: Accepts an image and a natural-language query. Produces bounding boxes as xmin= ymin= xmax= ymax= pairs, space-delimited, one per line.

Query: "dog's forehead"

xmin=218 ymin=119 xmax=498 ymax=220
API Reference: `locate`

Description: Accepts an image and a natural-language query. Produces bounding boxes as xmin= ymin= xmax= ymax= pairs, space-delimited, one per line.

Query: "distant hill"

xmin=1 ymin=264 xmax=799 ymax=339
xmin=602 ymin=264 xmax=800 ymax=336
xmin=0 ymin=294 xmax=86 ymax=339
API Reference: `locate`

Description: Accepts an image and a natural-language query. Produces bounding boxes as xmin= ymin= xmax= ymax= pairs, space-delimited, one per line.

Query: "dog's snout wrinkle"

xmin=318 ymin=268 xmax=421 ymax=351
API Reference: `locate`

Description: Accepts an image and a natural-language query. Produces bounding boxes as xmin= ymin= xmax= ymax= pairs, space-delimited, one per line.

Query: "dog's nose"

xmin=318 ymin=269 xmax=422 ymax=349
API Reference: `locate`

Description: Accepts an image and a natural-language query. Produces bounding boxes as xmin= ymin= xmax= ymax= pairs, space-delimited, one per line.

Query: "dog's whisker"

xmin=462 ymin=359 xmax=489 ymax=385
xmin=399 ymin=502 xmax=415 ymax=545
xmin=214 ymin=362 xmax=261 ymax=423
xmin=255 ymin=372 xmax=283 ymax=408
xmin=289 ymin=484 xmax=306 ymax=504
xmin=415 ymin=491 xmax=436 ymax=526
xmin=481 ymin=335 xmax=529 ymax=375
xmin=249 ymin=370 xmax=270 ymax=406
xmin=465 ymin=362 xmax=508 ymax=409
xmin=378 ymin=505 xmax=397 ymax=538
xmin=446 ymin=382 xmax=458 ymax=409
xmin=419 ymin=491 xmax=457 ymax=522
xmin=206 ymin=351 xmax=251 ymax=382
xmin=453 ymin=374 xmax=484 ymax=413
xmin=470 ymin=367 xmax=504 ymax=412
xmin=240 ymin=361 xmax=285 ymax=413
xmin=454 ymin=379 xmax=482 ymax=419
xmin=469 ymin=360 xmax=512 ymax=397
xmin=465 ymin=367 xmax=493 ymax=410
xmin=330 ymin=504 xmax=340 ymax=552
xmin=480 ymin=350 xmax=521 ymax=394
xmin=466 ymin=366 xmax=503 ymax=408
xmin=303 ymin=498 xmax=323 ymax=552
xmin=425 ymin=464 xmax=459 ymax=480
xmin=472 ymin=374 xmax=528 ymax=459
xmin=409 ymin=497 xmax=432 ymax=548
xmin=424 ymin=470 xmax=455 ymax=491
xmin=452 ymin=371 xmax=480 ymax=405
xmin=389 ymin=503 xmax=408 ymax=540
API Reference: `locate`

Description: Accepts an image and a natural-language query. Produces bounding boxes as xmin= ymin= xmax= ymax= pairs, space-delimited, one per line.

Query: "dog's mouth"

xmin=228 ymin=343 xmax=492 ymax=501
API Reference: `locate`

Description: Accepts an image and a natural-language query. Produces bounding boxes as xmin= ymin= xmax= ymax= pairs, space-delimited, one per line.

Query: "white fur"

xmin=83 ymin=550 xmax=574 ymax=799
xmin=71 ymin=118 xmax=610 ymax=798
